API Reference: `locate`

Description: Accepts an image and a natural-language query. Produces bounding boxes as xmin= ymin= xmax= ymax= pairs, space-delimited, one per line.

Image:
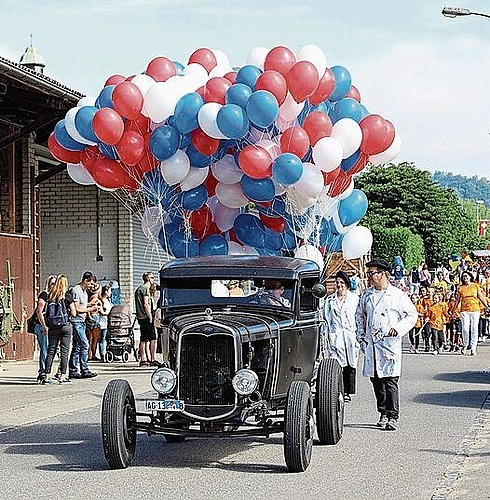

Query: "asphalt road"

xmin=0 ymin=341 xmax=489 ymax=500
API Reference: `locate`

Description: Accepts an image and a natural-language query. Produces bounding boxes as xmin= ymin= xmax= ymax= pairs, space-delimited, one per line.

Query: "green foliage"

xmin=356 ymin=162 xmax=489 ymax=267
xmin=370 ymin=226 xmax=424 ymax=270
xmin=433 ymin=171 xmax=490 ymax=207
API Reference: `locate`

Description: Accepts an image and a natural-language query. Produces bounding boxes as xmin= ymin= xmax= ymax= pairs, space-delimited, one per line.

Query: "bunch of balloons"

xmin=49 ymin=45 xmax=401 ymax=261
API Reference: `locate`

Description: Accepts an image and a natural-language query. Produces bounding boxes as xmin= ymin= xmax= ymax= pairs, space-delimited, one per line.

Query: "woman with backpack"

xmin=41 ymin=274 xmax=76 ymax=384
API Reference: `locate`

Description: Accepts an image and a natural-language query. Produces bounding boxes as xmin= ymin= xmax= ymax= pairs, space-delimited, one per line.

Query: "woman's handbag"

xmin=26 ymin=310 xmax=38 ymax=334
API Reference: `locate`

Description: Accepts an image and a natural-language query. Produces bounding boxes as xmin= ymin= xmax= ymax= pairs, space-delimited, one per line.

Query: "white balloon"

xmin=77 ymin=96 xmax=96 ymax=107
xmin=314 ymin=191 xmax=338 ymax=218
xmin=198 ymin=102 xmax=227 ymax=139
xmin=296 ymin=44 xmax=327 ymax=76
xmin=184 ymin=63 xmax=209 ymax=84
xmin=273 ymin=178 xmax=286 ymax=196
xmin=228 ymin=241 xmax=246 ymax=255
xmin=342 ymin=226 xmax=373 ymax=260
xmin=213 ymin=202 xmax=240 ymax=231
xmin=141 ymin=205 xmax=167 ymax=240
xmin=131 ymin=74 xmax=156 ymax=97
xmin=215 ymin=182 xmax=249 ymax=208
xmin=246 ymin=46 xmax=269 ymax=71
xmin=369 ymin=132 xmax=402 ymax=165
xmin=241 ymin=245 xmax=260 ymax=255
xmin=65 ymin=107 xmax=96 ymax=146
xmin=294 ymin=244 xmax=324 ymax=269
xmin=286 ymin=188 xmax=317 ymax=214
xmin=180 ymin=166 xmax=209 ymax=191
xmin=331 ymin=118 xmax=362 ymax=159
xmin=212 ymin=49 xmax=231 ymax=69
xmin=312 ymin=137 xmax=343 ymax=172
xmin=67 ymin=163 xmax=95 ymax=185
xmin=211 ymin=155 xmax=243 ymax=184
xmin=294 ymin=162 xmax=324 ymax=198
xmin=160 ymin=150 xmax=191 ymax=186
xmin=209 ymin=65 xmax=233 ymax=78
xmin=279 ymin=92 xmax=304 ymax=122
xmin=144 ymin=81 xmax=180 ymax=123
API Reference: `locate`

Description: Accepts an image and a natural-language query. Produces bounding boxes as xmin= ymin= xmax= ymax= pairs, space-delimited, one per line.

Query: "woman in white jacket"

xmin=324 ymin=271 xmax=360 ymax=402
xmin=355 ymin=259 xmax=417 ymax=431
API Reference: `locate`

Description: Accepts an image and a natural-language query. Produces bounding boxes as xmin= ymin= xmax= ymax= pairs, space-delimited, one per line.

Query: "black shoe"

xmin=69 ymin=372 xmax=82 ymax=379
xmin=81 ymin=371 xmax=97 ymax=379
xmin=36 ymin=374 xmax=45 ymax=384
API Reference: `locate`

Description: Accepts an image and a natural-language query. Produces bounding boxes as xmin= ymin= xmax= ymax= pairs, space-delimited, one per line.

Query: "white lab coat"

xmin=355 ymin=284 xmax=417 ymax=378
xmin=323 ymin=290 xmax=359 ymax=368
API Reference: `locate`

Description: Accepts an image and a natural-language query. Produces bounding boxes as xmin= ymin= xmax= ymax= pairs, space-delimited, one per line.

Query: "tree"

xmin=356 ymin=162 xmax=488 ymax=267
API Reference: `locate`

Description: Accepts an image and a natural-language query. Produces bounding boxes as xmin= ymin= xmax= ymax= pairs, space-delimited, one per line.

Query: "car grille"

xmin=179 ymin=333 xmax=235 ymax=406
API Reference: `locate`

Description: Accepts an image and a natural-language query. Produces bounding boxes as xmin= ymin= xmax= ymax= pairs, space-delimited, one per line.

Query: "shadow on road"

xmin=433 ymin=370 xmax=490 ymax=385
xmin=413 ymin=389 xmax=489 ymax=409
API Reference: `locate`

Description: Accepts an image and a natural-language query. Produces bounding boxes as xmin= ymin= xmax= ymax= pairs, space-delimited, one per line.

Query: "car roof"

xmin=160 ymin=256 xmax=320 ymax=280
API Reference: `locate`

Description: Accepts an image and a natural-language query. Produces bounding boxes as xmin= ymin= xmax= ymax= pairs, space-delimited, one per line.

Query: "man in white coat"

xmin=355 ymin=258 xmax=417 ymax=431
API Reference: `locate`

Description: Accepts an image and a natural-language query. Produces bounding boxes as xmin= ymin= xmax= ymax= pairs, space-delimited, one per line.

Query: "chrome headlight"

xmin=232 ymin=369 xmax=259 ymax=396
xmin=151 ymin=367 xmax=177 ymax=395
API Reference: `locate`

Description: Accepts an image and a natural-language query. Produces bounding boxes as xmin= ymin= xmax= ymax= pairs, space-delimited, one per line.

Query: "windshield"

xmin=162 ymin=277 xmax=294 ymax=310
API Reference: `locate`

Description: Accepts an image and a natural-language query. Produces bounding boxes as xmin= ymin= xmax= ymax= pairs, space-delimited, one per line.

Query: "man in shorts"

xmin=135 ymin=272 xmax=161 ymax=367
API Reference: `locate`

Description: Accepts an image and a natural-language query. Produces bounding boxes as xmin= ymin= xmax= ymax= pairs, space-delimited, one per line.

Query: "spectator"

xmin=419 ymin=286 xmax=433 ymax=352
xmin=227 ymin=280 xmax=244 ymax=297
xmin=419 ymin=263 xmax=432 ymax=288
xmin=98 ymin=285 xmax=113 ymax=362
xmin=355 ymin=258 xmax=417 ymax=431
xmin=409 ymin=267 xmax=420 ymax=295
xmin=323 ymin=271 xmax=359 ymax=402
xmin=87 ymin=281 xmax=102 ymax=361
xmin=433 ymin=271 xmax=449 ymax=294
xmin=68 ymin=271 xmax=99 ymax=379
xmin=393 ymin=256 xmax=405 ymax=283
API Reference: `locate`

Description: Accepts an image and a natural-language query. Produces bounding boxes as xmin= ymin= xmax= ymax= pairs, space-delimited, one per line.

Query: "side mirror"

xmin=311 ymin=283 xmax=327 ymax=298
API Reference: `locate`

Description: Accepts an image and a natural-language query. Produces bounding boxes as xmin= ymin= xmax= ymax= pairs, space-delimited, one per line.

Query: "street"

xmin=0 ymin=342 xmax=489 ymax=500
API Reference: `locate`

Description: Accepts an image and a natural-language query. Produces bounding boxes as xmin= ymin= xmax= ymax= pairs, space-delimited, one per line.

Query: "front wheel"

xmin=284 ymin=380 xmax=314 ymax=472
xmin=101 ymin=379 xmax=137 ymax=469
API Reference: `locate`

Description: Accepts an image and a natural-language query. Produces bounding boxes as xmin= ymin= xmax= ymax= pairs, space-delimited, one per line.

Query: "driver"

xmin=260 ymin=280 xmax=291 ymax=308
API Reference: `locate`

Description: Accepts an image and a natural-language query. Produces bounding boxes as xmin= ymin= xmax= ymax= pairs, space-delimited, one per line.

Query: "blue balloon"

xmin=240 ymin=175 xmax=275 ymax=202
xmin=359 ymin=104 xmax=370 ymax=120
xmin=234 ymin=214 xmax=266 ymax=248
xmin=225 ymin=83 xmax=253 ymax=109
xmin=95 ymin=85 xmax=115 ymax=109
xmin=54 ymin=120 xmax=85 ymax=151
xmin=323 ymin=231 xmax=343 ymax=252
xmin=199 ymin=235 xmax=229 ymax=256
xmin=236 ymin=65 xmax=262 ymax=89
xmin=173 ymin=60 xmax=185 ymax=76
xmin=338 ymin=189 xmax=368 ymax=226
xmin=330 ymin=97 xmax=363 ymax=123
xmin=180 ymin=133 xmax=191 ymax=149
xmin=246 ymin=90 xmax=279 ymax=128
xmin=256 ymin=196 xmax=287 ymax=217
xmin=74 ymin=106 xmax=99 ymax=143
xmin=264 ymin=228 xmax=282 ymax=251
xmin=330 ymin=66 xmax=352 ymax=102
xmin=297 ymin=101 xmax=331 ymax=126
xmin=272 ymin=153 xmax=303 ymax=186
xmin=281 ymin=229 xmax=298 ymax=251
xmin=97 ymin=142 xmax=119 ymax=160
xmin=340 ymin=150 xmax=361 ymax=173
xmin=174 ymin=93 xmax=204 ymax=134
xmin=142 ymin=168 xmax=172 ymax=205
xmin=216 ymin=104 xmax=250 ymax=139
xmin=169 ymin=231 xmax=199 ymax=258
xmin=186 ymin=144 xmax=213 ymax=168
xmin=150 ymin=125 xmax=180 ymax=161
xmin=257 ymin=247 xmax=281 ymax=256
xmin=180 ymin=184 xmax=208 ymax=211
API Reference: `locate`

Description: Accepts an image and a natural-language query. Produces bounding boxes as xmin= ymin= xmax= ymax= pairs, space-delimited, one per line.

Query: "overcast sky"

xmin=1 ymin=0 xmax=489 ymax=179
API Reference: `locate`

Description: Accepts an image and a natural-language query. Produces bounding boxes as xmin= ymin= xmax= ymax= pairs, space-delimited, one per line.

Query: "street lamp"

xmin=442 ymin=6 xmax=490 ymax=19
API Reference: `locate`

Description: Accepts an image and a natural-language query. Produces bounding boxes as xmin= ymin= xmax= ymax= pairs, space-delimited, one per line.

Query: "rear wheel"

xmin=122 ymin=351 xmax=130 ymax=363
xmin=101 ymin=379 xmax=137 ymax=469
xmin=284 ymin=380 xmax=314 ymax=472
xmin=316 ymin=358 xmax=344 ymax=445
xmin=105 ymin=351 xmax=114 ymax=363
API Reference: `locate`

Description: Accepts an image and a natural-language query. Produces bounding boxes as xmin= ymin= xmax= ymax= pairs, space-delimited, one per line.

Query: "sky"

xmin=1 ymin=0 xmax=490 ymax=179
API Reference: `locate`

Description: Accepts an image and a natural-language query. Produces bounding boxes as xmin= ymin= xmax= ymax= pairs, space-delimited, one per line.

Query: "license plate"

xmin=145 ymin=399 xmax=185 ymax=412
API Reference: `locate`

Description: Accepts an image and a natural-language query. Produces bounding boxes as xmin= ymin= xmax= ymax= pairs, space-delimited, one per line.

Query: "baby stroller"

xmin=105 ymin=304 xmax=138 ymax=363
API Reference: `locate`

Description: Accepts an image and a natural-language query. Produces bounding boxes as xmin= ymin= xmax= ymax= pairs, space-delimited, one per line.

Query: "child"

xmin=447 ymin=291 xmax=462 ymax=351
xmin=409 ymin=294 xmax=423 ymax=354
xmin=427 ymin=293 xmax=448 ymax=355
xmin=419 ymin=287 xmax=433 ymax=352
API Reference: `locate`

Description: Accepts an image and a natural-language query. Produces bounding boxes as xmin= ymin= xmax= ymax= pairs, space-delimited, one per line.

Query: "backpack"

xmin=45 ymin=299 xmax=68 ymax=328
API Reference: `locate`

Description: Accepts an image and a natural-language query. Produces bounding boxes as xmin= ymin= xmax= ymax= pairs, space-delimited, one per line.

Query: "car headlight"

xmin=151 ymin=367 xmax=177 ymax=395
xmin=232 ymin=369 xmax=259 ymax=396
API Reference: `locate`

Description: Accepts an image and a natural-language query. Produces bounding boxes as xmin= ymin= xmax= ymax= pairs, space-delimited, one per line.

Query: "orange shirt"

xmin=415 ymin=302 xmax=425 ymax=328
xmin=420 ymin=297 xmax=433 ymax=318
xmin=428 ymin=302 xmax=448 ymax=330
xmin=448 ymin=298 xmax=461 ymax=319
xmin=458 ymin=283 xmax=481 ymax=313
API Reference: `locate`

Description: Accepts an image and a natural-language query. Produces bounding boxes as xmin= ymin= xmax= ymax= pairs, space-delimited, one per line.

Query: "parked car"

xmin=101 ymin=255 xmax=345 ymax=472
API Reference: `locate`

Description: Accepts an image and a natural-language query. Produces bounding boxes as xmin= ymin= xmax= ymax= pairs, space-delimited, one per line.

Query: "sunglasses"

xmin=366 ymin=270 xmax=383 ymax=277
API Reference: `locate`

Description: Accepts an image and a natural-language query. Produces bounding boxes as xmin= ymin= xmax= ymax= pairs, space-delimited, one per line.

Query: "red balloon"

xmin=224 ymin=71 xmax=237 ymax=84
xmin=255 ymin=70 xmax=288 ymax=106
xmin=238 ymin=145 xmax=272 ymax=179
xmin=105 ymin=74 xmax=126 ymax=87
xmin=280 ymin=126 xmax=310 ymax=158
xmin=146 ymin=56 xmax=176 ymax=82
xmin=191 ymin=128 xmax=220 ymax=156
xmin=112 ymin=82 xmax=144 ymax=120
xmin=286 ymin=61 xmax=319 ymax=103
xmin=188 ymin=48 xmax=217 ymax=73
xmin=204 ymin=77 xmax=232 ymax=104
xmin=264 ymin=46 xmax=296 ymax=76
xmin=120 ymin=165 xmax=142 ymax=192
xmin=47 ymin=133 xmax=82 ymax=164
xmin=322 ymin=166 xmax=340 ymax=185
xmin=88 ymin=157 xmax=130 ymax=189
xmin=348 ymin=153 xmax=370 ymax=175
xmin=92 ymin=108 xmax=124 ymax=145
xmin=191 ymin=205 xmax=213 ymax=239
xmin=204 ymin=171 xmax=218 ymax=197
xmin=309 ymin=68 xmax=336 ymax=105
xmin=125 ymin=114 xmax=150 ymax=135
xmin=372 ymin=119 xmax=395 ymax=155
xmin=80 ymin=145 xmax=101 ymax=169
xmin=329 ymin=171 xmax=352 ymax=198
xmin=360 ymin=114 xmax=390 ymax=155
xmin=196 ymin=86 xmax=205 ymax=99
xmin=303 ymin=111 xmax=333 ymax=146
xmin=116 ymin=130 xmax=145 ymax=166
xmin=346 ymin=85 xmax=361 ymax=102
xmin=259 ymin=213 xmax=285 ymax=233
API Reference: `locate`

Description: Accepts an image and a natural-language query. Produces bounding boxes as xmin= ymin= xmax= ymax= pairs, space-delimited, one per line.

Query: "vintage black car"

xmin=101 ymin=255 xmax=345 ymax=472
